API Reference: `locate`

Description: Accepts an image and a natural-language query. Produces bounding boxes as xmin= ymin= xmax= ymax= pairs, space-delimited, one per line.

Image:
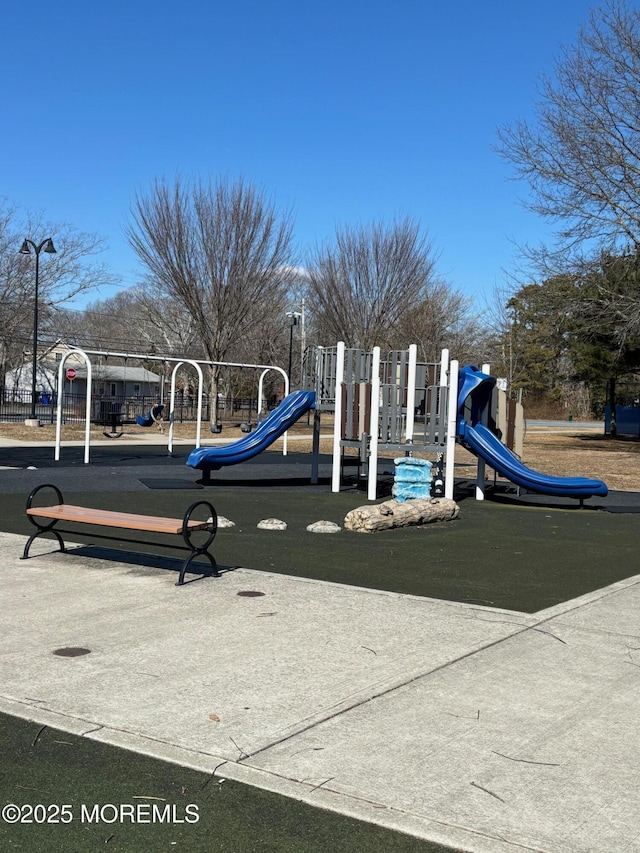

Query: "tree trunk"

xmin=209 ymin=365 xmax=221 ymax=427
xmin=344 ymin=497 xmax=459 ymax=533
xmin=608 ymin=375 xmax=617 ymax=437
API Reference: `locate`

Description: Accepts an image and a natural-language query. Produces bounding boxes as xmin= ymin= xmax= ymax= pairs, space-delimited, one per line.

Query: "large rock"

xmin=344 ymin=497 xmax=459 ymax=533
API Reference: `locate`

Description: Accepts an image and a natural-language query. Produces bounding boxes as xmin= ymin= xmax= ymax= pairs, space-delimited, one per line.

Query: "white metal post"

xmin=444 ymin=359 xmax=459 ymax=500
xmin=439 ymin=348 xmax=449 ymax=387
xmin=405 ymin=344 xmax=417 ymax=444
xmin=475 ymin=362 xmax=491 ymax=501
xmin=55 ymin=348 xmax=91 ymax=463
xmin=168 ymin=361 xmax=204 ymax=455
xmin=331 ymin=341 xmax=345 ymax=492
xmin=367 ymin=346 xmax=381 ymax=501
xmin=282 ymin=371 xmax=290 ymax=456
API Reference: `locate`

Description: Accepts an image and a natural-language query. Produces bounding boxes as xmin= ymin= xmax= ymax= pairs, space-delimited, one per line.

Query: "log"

xmin=344 ymin=497 xmax=459 ymax=533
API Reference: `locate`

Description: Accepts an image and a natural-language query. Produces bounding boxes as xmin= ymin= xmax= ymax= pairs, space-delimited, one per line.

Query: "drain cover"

xmin=53 ymin=647 xmax=91 ymax=657
xmin=236 ymin=591 xmax=265 ymax=597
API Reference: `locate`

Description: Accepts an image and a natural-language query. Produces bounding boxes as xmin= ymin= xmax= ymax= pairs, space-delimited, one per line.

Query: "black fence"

xmin=0 ymin=390 xmax=265 ymax=426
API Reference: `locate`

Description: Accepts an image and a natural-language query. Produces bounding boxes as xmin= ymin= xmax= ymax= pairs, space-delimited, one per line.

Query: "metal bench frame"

xmin=21 ymin=484 xmax=218 ymax=586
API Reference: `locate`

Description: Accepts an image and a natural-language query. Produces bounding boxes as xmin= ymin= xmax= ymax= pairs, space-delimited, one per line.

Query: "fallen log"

xmin=344 ymin=497 xmax=459 ymax=533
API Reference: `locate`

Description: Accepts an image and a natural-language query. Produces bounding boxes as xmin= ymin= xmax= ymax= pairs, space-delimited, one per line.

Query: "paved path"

xmin=526 ymin=419 xmax=604 ymax=430
xmin=2 ymin=529 xmax=639 ymax=853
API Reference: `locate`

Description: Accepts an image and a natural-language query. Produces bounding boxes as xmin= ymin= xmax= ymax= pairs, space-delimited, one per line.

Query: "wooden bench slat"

xmin=26 ymin=505 xmax=209 ymax=535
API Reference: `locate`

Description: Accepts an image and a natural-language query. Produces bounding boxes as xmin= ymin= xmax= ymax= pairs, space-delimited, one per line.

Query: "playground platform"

xmin=0 ymin=442 xmax=639 ymax=852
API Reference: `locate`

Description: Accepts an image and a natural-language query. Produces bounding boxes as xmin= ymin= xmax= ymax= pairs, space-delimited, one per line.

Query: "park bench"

xmin=21 ymin=484 xmax=218 ymax=586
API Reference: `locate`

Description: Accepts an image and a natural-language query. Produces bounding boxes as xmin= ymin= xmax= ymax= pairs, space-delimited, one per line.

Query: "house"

xmin=4 ymin=343 xmax=162 ymax=402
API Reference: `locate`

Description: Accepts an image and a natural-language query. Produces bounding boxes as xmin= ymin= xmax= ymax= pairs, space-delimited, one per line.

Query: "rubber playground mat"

xmin=2 ymin=449 xmax=640 ymax=852
xmin=0 ymin=712 xmax=453 ymax=853
xmin=1 ymin=445 xmax=638 ymax=612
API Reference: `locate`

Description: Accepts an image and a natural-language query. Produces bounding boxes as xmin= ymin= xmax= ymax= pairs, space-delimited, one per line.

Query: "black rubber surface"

xmin=2 ymin=445 xmax=638 ymax=612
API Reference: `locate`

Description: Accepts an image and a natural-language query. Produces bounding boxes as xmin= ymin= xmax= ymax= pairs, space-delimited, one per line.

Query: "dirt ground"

xmin=1 ymin=419 xmax=638 ymax=492
xmin=507 ymin=426 xmax=640 ymax=492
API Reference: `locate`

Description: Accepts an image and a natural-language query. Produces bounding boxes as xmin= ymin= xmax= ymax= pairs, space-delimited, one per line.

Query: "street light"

xmin=19 ymin=237 xmax=57 ymax=424
xmin=286 ymin=311 xmax=301 ymax=390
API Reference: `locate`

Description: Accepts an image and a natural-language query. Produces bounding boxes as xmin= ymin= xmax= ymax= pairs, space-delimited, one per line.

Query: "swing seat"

xmin=136 ymin=404 xmax=165 ymax=428
xmin=99 ymin=401 xmax=124 ymax=438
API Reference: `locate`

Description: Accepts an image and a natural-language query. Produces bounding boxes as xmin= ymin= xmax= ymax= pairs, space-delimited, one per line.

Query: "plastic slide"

xmin=458 ymin=365 xmax=607 ymax=499
xmin=186 ymin=389 xmax=316 ymax=472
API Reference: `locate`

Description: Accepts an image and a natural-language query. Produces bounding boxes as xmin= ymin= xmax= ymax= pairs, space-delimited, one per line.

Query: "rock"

xmin=215 ymin=516 xmax=235 ymax=528
xmin=344 ymin=497 xmax=459 ymax=533
xmin=257 ymin=518 xmax=287 ymax=530
xmin=306 ymin=520 xmax=341 ymax=533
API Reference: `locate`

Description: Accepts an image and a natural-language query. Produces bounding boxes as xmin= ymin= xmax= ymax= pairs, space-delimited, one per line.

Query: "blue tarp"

xmin=393 ymin=457 xmax=433 ymax=502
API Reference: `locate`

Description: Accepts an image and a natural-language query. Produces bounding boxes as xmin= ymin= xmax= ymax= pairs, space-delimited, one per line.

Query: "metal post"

xmin=331 ymin=341 xmax=346 ymax=492
xmin=288 ymin=320 xmax=294 ymax=381
xmin=367 ymin=347 xmax=382 ymax=500
xmin=405 ymin=344 xmax=417 ymax=444
xmin=285 ymin=310 xmax=301 ymax=391
xmin=19 ymin=237 xmax=56 ymax=425
xmin=445 ymin=359 xmax=459 ymax=501
xmin=31 ymin=249 xmax=39 ymax=420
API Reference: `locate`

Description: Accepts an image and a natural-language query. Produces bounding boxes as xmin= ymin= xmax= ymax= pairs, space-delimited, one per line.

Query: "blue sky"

xmin=2 ymin=0 xmax=597 ymax=310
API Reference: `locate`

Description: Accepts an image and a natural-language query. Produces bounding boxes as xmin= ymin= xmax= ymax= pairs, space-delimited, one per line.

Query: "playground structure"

xmin=52 ymin=348 xmax=288 ymax=464
xmin=184 ymin=343 xmax=461 ymax=496
xmin=308 ymin=342 xmax=606 ymax=502
xmin=49 ymin=342 xmax=607 ymax=503
xmin=189 ymin=341 xmax=542 ymax=501
xmin=312 ymin=343 xmax=458 ymax=500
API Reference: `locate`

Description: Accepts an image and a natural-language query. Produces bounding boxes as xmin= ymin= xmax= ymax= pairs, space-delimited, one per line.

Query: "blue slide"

xmin=186 ymin=389 xmax=316 ymax=473
xmin=458 ymin=366 xmax=607 ymax=499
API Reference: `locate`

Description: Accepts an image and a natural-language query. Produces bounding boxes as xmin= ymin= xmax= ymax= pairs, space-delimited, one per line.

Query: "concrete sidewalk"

xmin=1 ymin=531 xmax=639 ymax=852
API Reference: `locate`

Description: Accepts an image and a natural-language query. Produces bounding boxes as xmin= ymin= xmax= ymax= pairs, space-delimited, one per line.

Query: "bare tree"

xmin=482 ymin=283 xmax=530 ymax=394
xmin=497 ymin=1 xmax=640 ymax=269
xmin=126 ymin=177 xmax=297 ymax=423
xmin=55 ymin=288 xmax=200 ymax=359
xmin=305 ymin=218 xmax=441 ymax=350
xmin=0 ymin=198 xmax=118 ymax=387
xmin=118 ymin=285 xmax=202 ymax=357
xmin=396 ymin=282 xmax=485 ymax=364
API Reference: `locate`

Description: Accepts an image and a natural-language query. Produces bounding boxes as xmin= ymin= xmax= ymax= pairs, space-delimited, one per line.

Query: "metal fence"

xmin=0 ymin=390 xmax=265 ymax=426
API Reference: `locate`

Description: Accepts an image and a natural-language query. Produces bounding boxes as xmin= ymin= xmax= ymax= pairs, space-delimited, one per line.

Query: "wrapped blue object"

xmin=393 ymin=457 xmax=433 ymax=483
xmin=392 ymin=482 xmax=435 ymax=501
xmin=393 ymin=457 xmax=433 ymax=501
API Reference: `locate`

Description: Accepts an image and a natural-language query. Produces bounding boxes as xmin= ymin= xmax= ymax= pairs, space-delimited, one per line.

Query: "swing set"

xmin=52 ymin=347 xmax=288 ymax=463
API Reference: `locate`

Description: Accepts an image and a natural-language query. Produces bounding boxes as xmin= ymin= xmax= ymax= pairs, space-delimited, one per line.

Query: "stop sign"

xmin=66 ymin=367 xmax=77 ymax=381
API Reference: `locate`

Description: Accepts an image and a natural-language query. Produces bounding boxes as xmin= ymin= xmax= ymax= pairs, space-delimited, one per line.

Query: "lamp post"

xmin=19 ymin=237 xmax=57 ymax=424
xmin=286 ymin=311 xmax=301 ymax=391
